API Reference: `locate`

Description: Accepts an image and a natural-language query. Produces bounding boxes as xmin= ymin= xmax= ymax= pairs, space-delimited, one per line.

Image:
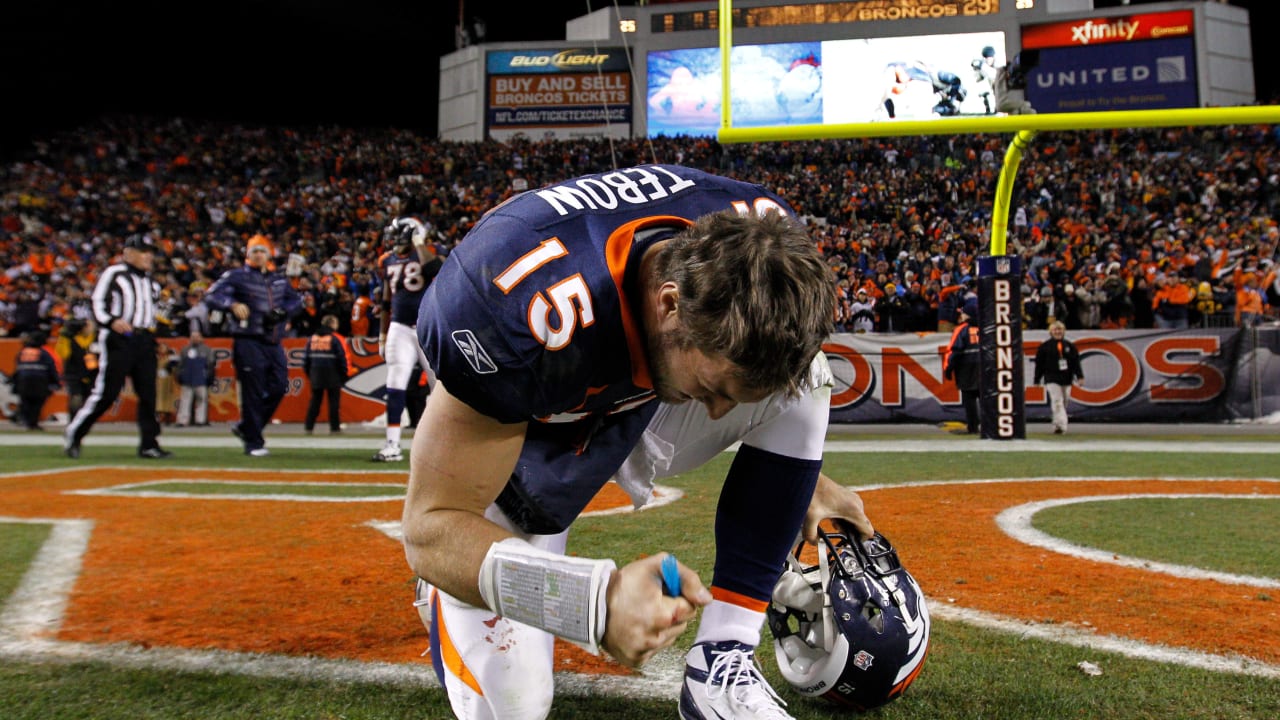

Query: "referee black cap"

xmin=124 ymin=234 xmax=157 ymax=252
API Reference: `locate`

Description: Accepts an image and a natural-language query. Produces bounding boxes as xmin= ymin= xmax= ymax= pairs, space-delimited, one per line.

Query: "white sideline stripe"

xmin=0 ymin=465 xmax=408 ymax=479
xmin=848 ymin=476 xmax=1280 ymax=493
xmin=0 ymin=517 xmax=93 ymax=642
xmin=4 ymin=433 xmax=1280 ymax=454
xmin=823 ymin=439 xmax=1280 ymax=454
xmin=996 ymin=494 xmax=1280 ymax=588
xmin=930 ymin=604 xmax=1280 ymax=679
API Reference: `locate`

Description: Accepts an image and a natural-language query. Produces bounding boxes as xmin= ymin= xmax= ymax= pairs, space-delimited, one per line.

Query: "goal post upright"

xmin=989 ymin=129 xmax=1037 ymax=258
xmin=719 ymin=0 xmax=733 ymax=132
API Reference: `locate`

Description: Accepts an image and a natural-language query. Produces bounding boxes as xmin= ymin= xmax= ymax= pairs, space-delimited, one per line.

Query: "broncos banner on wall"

xmin=1 ymin=329 xmax=1276 ymax=425
xmin=822 ymin=327 xmax=1279 ymax=424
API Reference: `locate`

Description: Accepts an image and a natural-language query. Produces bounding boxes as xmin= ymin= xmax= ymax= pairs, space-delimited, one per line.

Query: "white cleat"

xmin=372 ymin=442 xmax=404 ymax=462
xmin=679 ymin=640 xmax=794 ymax=720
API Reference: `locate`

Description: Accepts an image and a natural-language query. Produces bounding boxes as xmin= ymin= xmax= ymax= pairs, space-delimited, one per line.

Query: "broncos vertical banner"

xmin=976 ymin=255 xmax=1025 ymax=439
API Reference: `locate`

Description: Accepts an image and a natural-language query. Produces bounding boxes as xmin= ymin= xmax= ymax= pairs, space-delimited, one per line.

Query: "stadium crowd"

xmin=2 ymin=115 xmax=1277 ymax=342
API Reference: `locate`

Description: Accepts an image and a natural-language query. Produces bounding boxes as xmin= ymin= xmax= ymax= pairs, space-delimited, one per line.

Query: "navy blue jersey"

xmin=379 ymin=251 xmax=441 ymax=327
xmin=418 ymin=164 xmax=793 ymax=533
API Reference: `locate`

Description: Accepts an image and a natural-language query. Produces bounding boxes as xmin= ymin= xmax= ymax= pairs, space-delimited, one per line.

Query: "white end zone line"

xmin=845 ymin=476 xmax=1280 ymax=680
xmin=930 ymin=604 xmax=1280 ymax=679
xmin=3 ymin=478 xmax=1278 ymax=696
xmin=0 ymin=517 xmax=92 ymax=643
xmin=0 ymin=485 xmax=689 ymax=700
xmin=996 ymin=493 xmax=1280 ymax=588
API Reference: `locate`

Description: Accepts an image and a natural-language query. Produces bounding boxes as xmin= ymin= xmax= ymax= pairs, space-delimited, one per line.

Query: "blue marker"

xmin=660 ymin=554 xmax=681 ymax=597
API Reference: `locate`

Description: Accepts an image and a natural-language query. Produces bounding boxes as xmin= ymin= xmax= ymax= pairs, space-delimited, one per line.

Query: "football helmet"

xmin=767 ymin=525 xmax=930 ymax=711
xmin=386 ymin=217 xmax=426 ymax=253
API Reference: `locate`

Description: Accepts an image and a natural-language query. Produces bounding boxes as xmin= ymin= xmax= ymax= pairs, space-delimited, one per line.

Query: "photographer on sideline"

xmin=202 ymin=234 xmax=303 ymax=456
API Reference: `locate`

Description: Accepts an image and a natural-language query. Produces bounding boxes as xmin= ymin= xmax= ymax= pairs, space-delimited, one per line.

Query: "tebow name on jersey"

xmin=535 ymin=166 xmax=697 ymax=216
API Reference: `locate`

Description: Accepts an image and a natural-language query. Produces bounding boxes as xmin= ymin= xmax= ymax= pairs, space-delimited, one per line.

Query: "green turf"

xmin=0 ymin=523 xmax=50 ymax=601
xmin=1 ymin=622 xmax=1276 ymax=720
xmin=1 ymin=439 xmax=1277 ymax=719
xmin=1032 ymin=497 xmax=1280 ymax=579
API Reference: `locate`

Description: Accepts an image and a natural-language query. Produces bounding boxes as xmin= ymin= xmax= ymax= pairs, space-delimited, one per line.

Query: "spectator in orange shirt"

xmin=1151 ymin=274 xmax=1194 ymax=330
xmin=349 ymin=284 xmax=376 ymax=340
xmin=1236 ymin=274 xmax=1267 ymax=327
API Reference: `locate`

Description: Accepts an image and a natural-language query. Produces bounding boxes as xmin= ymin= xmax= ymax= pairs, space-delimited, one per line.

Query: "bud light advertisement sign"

xmin=1025 ymin=37 xmax=1197 ymax=113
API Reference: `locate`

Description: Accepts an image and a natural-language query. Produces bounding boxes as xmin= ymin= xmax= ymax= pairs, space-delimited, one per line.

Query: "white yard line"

xmin=2 ymin=468 xmax=1279 ymax=696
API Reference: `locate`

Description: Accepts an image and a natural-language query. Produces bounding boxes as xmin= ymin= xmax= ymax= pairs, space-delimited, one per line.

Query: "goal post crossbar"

xmin=715 ymin=105 xmax=1280 ymax=144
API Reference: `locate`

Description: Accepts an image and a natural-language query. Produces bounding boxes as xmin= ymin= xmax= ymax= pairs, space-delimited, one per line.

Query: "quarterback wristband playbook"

xmin=478 ymin=537 xmax=615 ymax=654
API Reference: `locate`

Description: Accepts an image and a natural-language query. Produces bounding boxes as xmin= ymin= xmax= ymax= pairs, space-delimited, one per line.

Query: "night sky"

xmin=1 ymin=0 xmax=1271 ymax=156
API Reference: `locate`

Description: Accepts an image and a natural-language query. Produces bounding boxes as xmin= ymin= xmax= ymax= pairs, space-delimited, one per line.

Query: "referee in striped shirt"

xmin=64 ymin=234 xmax=172 ymax=459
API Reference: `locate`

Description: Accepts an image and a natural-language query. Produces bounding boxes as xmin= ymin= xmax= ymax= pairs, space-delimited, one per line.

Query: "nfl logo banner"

xmin=976 ymin=255 xmax=1025 ymax=440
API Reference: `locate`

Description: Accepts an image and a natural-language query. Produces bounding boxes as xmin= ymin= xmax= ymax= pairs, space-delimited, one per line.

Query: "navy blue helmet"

xmin=768 ymin=527 xmax=931 ymax=711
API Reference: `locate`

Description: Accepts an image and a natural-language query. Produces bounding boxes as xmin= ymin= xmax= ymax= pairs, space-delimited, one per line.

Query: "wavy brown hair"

xmin=648 ymin=209 xmax=834 ymax=397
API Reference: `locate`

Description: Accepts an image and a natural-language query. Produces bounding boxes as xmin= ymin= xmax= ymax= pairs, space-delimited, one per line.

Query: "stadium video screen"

xmin=647 ymin=31 xmax=1006 ymax=137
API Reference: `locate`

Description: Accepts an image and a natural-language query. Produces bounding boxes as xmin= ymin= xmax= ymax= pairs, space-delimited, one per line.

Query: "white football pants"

xmin=420 ymin=356 xmax=832 ymax=720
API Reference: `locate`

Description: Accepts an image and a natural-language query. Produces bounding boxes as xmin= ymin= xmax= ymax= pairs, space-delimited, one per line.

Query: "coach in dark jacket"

xmin=14 ymin=330 xmax=60 ymax=430
xmin=202 ymin=234 xmax=303 ymax=456
xmin=302 ymin=315 xmax=353 ymax=435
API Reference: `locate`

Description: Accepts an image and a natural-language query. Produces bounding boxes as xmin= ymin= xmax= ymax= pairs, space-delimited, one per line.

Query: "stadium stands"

xmin=1 ymin=115 xmax=1276 ymax=339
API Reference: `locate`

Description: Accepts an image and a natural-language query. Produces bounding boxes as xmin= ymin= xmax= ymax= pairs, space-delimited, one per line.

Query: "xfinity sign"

xmin=1069 ymin=19 xmax=1140 ymax=45
xmin=1022 ymin=10 xmax=1193 ymax=50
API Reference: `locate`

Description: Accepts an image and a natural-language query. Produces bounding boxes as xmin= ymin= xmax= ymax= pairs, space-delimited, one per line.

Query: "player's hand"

xmin=802 ymin=473 xmax=874 ymax=543
xmin=378 ymin=334 xmax=387 ymax=358
xmin=231 ymin=303 xmax=250 ymax=321
xmin=601 ymin=554 xmax=709 ymax=668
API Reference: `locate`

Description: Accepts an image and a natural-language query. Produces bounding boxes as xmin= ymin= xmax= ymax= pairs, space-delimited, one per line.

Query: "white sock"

xmin=387 ymin=426 xmax=402 ymax=446
xmin=693 ymin=599 xmax=764 ymax=647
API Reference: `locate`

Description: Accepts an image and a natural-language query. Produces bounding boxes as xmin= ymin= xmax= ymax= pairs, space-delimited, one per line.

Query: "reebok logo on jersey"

xmin=452 ymin=330 xmax=498 ymax=374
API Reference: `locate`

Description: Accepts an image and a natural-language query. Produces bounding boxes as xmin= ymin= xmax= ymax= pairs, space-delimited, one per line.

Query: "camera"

xmin=263 ymin=308 xmax=288 ymax=329
xmin=1004 ymin=50 xmax=1039 ymax=90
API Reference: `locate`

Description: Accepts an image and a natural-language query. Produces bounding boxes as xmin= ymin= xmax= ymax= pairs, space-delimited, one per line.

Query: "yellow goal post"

xmin=711 ymin=0 xmax=1280 ymax=439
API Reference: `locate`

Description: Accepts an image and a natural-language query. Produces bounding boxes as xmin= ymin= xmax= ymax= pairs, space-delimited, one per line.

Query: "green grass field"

xmin=1 ymin=431 xmax=1278 ymax=719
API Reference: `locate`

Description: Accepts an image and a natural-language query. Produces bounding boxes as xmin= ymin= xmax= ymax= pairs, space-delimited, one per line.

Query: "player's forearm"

xmin=401 ymin=384 xmax=529 ymax=606
xmin=402 ymin=506 xmax=509 ymax=606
